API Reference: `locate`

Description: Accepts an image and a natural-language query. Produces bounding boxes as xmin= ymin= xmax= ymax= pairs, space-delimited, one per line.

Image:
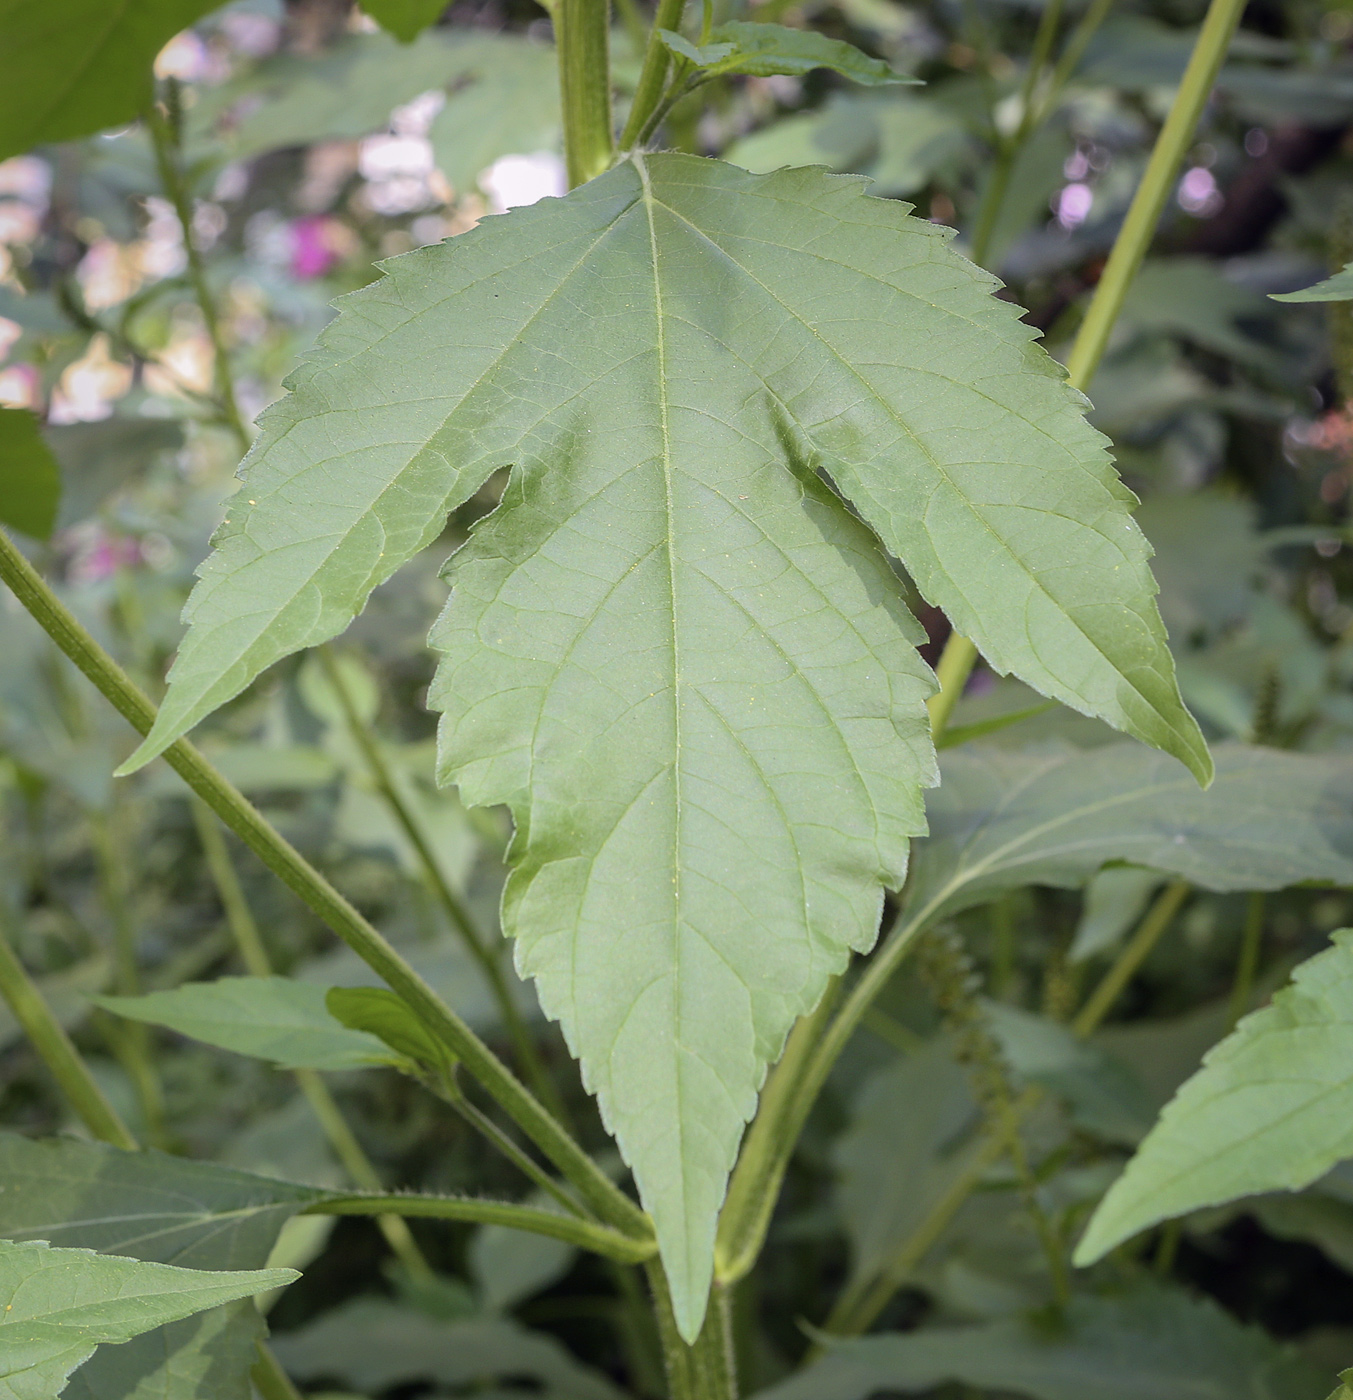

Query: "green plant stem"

xmin=0 ymin=903 xmax=138 ymax=1151
xmin=646 ymin=1264 xmax=738 ymax=1400
xmin=1042 ymin=0 xmax=1116 ymax=110
xmin=307 ymin=1193 xmax=656 ymax=1260
xmin=251 ymin=1342 xmax=304 ymax=1400
xmin=558 ymin=0 xmax=615 ymax=186
xmin=620 ymin=0 xmax=687 ymax=149
xmin=926 ymin=634 xmax=980 ymax=740
xmin=714 ymin=979 xmax=840 ymax=1282
xmin=1063 ymin=0 xmax=1247 ymax=388
xmin=89 ymin=813 xmax=168 ymax=1147
xmin=1227 ymin=891 xmax=1265 ymax=1029
xmin=0 ymin=526 xmax=652 ymax=1249
xmin=190 ymin=797 xmax=435 ymax=1278
xmin=144 ymin=96 xmax=249 ymax=451
xmin=316 ymin=648 xmax=564 ymax=1122
xmin=1071 ymin=879 xmax=1189 ymax=1036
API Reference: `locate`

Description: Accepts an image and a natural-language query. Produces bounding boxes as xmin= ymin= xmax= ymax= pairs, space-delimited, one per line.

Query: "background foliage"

xmin=5 ymin=0 xmax=1353 ymax=1394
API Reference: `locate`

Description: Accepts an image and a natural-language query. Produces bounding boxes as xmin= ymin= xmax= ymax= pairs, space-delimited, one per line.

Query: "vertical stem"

xmin=90 ymin=813 xmax=167 ymax=1146
xmin=619 ymin=0 xmax=687 ymax=148
xmin=927 ymin=634 xmax=979 ymax=740
xmin=316 ymin=648 xmax=565 ymax=1122
xmin=251 ymin=1342 xmax=304 ymax=1400
xmin=1071 ymin=880 xmax=1189 ymax=1036
xmin=1227 ymin=892 xmax=1265 ymax=1030
xmin=558 ymin=0 xmax=615 ymax=187
xmin=190 ymin=797 xmax=434 ymax=1279
xmin=1063 ymin=0 xmax=1247 ymax=388
xmin=647 ymin=1264 xmax=738 ymax=1400
xmin=0 ymin=903 xmax=138 ymax=1151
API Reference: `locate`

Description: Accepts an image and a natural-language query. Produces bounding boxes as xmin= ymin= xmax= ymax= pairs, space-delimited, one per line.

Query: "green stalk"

xmin=926 ymin=634 xmax=980 ymax=741
xmin=251 ymin=1343 xmax=304 ymax=1400
xmin=1071 ymin=879 xmax=1189 ymax=1036
xmin=90 ymin=813 xmax=168 ymax=1146
xmin=0 ymin=526 xmax=651 ymax=1249
xmin=144 ymin=94 xmax=249 ymax=451
xmin=619 ymin=0 xmax=687 ymax=149
xmin=1227 ymin=891 xmax=1265 ymax=1029
xmin=646 ymin=1265 xmax=738 ymax=1400
xmin=316 ymin=647 xmax=565 ymax=1121
xmin=190 ymin=797 xmax=435 ymax=1278
xmin=559 ymin=0 xmax=615 ymax=186
xmin=0 ymin=903 xmax=137 ymax=1151
xmin=307 ymin=1193 xmax=656 ymax=1260
xmin=1063 ymin=0 xmax=1246 ymax=388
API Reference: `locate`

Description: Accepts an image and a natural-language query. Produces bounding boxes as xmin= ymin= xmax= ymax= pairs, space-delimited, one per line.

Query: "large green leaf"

xmin=121 ymin=154 xmax=1202 ymax=1335
xmin=0 ymin=1238 xmax=293 ymax=1400
xmin=755 ymin=1287 xmax=1325 ymax=1400
xmin=96 ymin=977 xmax=404 ymax=1072
xmin=905 ymin=742 xmax=1353 ymax=927
xmin=1076 ymin=930 xmax=1353 ymax=1264
xmin=0 ymin=408 xmax=61 ymax=540
xmin=0 ymin=0 xmax=223 ymax=162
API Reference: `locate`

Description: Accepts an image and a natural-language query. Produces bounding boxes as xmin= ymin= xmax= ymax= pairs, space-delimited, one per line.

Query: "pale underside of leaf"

xmin=121 ymin=153 xmax=1202 ymax=1336
xmin=1076 ymin=930 xmax=1353 ymax=1263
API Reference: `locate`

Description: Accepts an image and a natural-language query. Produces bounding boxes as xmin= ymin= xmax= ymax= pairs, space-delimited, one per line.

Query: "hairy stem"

xmin=316 ymin=647 xmax=564 ymax=1120
xmin=308 ymin=1193 xmax=656 ymax=1260
xmin=559 ymin=0 xmax=615 ymax=186
xmin=647 ymin=1265 xmax=738 ymax=1400
xmin=620 ymin=0 xmax=688 ymax=148
xmin=0 ymin=526 xmax=651 ymax=1247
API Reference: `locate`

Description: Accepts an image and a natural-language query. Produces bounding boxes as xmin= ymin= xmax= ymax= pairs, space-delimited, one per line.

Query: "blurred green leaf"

xmin=96 ymin=977 xmax=403 ymax=1071
xmin=470 ymin=1194 xmax=578 ymax=1311
xmin=325 ymin=985 xmax=448 ymax=1070
xmin=0 ymin=0 xmax=223 ymax=162
xmin=271 ymin=1298 xmax=625 ymax=1400
xmin=1077 ymin=930 xmax=1353 ymax=1264
xmin=47 ymin=417 xmax=184 ymax=530
xmin=1069 ymin=868 xmax=1164 ymax=964
xmin=0 ymin=407 xmax=61 ymax=540
xmin=0 ymin=1237 xmax=294 ymax=1400
xmin=761 ymin=1288 xmax=1325 ymax=1400
xmin=833 ymin=1038 xmax=981 ymax=1283
xmin=907 ymin=744 xmax=1353 ymax=925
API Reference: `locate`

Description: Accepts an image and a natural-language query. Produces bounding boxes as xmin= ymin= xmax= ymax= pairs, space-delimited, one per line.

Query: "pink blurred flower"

xmin=63 ymin=522 xmax=143 ymax=584
xmin=0 ymin=362 xmax=41 ymax=411
xmin=288 ymin=216 xmax=356 ymax=279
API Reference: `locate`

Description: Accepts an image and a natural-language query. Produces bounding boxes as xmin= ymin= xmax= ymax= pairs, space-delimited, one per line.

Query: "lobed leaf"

xmin=121 ymin=154 xmax=1201 ymax=1335
xmin=1075 ymin=930 xmax=1353 ymax=1264
xmin=0 ymin=1238 xmax=294 ymax=1400
xmin=96 ymin=977 xmax=403 ymax=1072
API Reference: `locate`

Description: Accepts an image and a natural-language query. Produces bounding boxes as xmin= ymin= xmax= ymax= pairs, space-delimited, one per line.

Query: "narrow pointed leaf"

xmin=1076 ymin=930 xmax=1353 ymax=1264
xmin=1271 ymin=262 xmax=1353 ymax=302
xmin=121 ymin=154 xmax=1201 ymax=1334
xmin=95 ymin=977 xmax=403 ymax=1071
xmin=661 ymin=21 xmax=916 ymax=84
xmin=0 ymin=1238 xmax=294 ymax=1400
